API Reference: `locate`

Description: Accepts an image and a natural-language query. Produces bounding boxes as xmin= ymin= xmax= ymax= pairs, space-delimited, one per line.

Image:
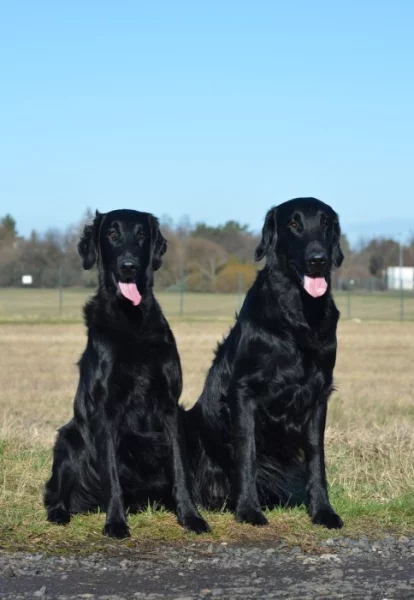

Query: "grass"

xmin=1 ymin=287 xmax=414 ymax=323
xmin=0 ymin=318 xmax=414 ymax=554
xmin=0 ymin=288 xmax=244 ymax=323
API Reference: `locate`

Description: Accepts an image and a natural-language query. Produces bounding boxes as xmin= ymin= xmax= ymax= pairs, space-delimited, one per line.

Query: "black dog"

xmin=186 ymin=198 xmax=344 ymax=529
xmin=45 ymin=209 xmax=209 ymax=537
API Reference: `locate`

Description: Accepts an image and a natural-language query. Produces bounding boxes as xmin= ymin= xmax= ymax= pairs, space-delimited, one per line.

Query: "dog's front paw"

xmin=103 ymin=520 xmax=130 ymax=539
xmin=180 ymin=513 xmax=211 ymax=534
xmin=236 ymin=504 xmax=268 ymax=527
xmin=47 ymin=507 xmax=71 ymax=525
xmin=312 ymin=507 xmax=343 ymax=529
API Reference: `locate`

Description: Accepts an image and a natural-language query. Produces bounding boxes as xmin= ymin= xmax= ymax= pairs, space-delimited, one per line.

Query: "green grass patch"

xmin=1 ymin=437 xmax=413 ymax=555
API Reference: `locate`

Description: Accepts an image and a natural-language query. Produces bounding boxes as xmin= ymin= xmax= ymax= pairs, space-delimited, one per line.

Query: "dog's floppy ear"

xmin=332 ymin=216 xmax=344 ymax=268
xmin=255 ymin=207 xmax=277 ymax=262
xmin=78 ymin=211 xmax=102 ymax=270
xmin=149 ymin=215 xmax=167 ymax=271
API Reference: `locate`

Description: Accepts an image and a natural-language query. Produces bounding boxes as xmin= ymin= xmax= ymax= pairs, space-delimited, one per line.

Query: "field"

xmin=0 ymin=289 xmax=413 ymax=554
xmin=1 ymin=287 xmax=414 ymax=322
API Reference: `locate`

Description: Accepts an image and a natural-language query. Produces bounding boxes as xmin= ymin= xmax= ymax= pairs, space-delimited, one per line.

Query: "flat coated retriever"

xmin=186 ymin=197 xmax=344 ymax=529
xmin=45 ymin=209 xmax=209 ymax=537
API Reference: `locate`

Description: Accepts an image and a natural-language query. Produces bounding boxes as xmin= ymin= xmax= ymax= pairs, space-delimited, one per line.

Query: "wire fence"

xmin=0 ymin=286 xmax=414 ymax=323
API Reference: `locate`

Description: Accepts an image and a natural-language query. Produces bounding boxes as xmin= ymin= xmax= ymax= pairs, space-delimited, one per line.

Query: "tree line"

xmin=1 ymin=212 xmax=414 ymax=292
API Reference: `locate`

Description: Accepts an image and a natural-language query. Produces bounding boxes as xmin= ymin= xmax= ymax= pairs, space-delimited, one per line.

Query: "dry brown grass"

xmin=1 ymin=320 xmax=413 ymax=438
xmin=0 ymin=319 xmax=413 ymax=552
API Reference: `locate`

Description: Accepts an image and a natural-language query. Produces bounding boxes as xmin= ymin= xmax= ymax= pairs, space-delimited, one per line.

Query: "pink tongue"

xmin=118 ymin=282 xmax=142 ymax=306
xmin=303 ymin=276 xmax=328 ymax=298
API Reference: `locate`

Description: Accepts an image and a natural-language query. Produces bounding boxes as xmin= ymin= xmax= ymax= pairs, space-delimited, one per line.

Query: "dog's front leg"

xmin=97 ymin=423 xmax=130 ymax=539
xmin=166 ymin=408 xmax=210 ymax=534
xmin=305 ymin=400 xmax=343 ymax=529
xmin=231 ymin=393 xmax=268 ymax=526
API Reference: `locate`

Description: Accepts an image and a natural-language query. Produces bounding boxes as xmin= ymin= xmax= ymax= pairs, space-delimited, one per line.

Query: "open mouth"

xmin=118 ymin=282 xmax=142 ymax=306
xmin=302 ymin=275 xmax=328 ymax=298
xmin=290 ymin=264 xmax=328 ymax=298
xmin=112 ymin=274 xmax=142 ymax=306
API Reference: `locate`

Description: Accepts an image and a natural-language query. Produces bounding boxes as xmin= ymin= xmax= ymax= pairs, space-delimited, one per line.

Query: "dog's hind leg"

xmin=185 ymin=403 xmax=232 ymax=509
xmin=44 ymin=428 xmax=75 ymax=525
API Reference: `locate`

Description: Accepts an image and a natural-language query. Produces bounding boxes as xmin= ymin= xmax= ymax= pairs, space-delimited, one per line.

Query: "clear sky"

xmin=1 ymin=1 xmax=413 ymax=242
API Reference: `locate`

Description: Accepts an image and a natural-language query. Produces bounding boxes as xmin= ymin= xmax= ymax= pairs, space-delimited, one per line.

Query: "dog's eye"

xmin=136 ymin=231 xmax=147 ymax=241
xmin=321 ymin=218 xmax=329 ymax=228
xmin=107 ymin=230 xmax=118 ymax=241
xmin=289 ymin=221 xmax=298 ymax=229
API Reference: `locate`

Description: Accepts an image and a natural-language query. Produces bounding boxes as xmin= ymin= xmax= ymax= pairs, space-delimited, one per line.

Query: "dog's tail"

xmin=256 ymin=455 xmax=307 ymax=508
xmin=192 ymin=447 xmax=307 ymax=510
xmin=192 ymin=449 xmax=232 ymax=510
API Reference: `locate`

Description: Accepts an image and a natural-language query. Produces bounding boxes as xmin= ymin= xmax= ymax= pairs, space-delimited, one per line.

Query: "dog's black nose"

xmin=307 ymin=252 xmax=328 ymax=270
xmin=120 ymin=260 xmax=137 ymax=273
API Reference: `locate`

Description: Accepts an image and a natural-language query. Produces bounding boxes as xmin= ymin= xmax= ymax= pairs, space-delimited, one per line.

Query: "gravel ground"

xmin=1 ymin=536 xmax=414 ymax=599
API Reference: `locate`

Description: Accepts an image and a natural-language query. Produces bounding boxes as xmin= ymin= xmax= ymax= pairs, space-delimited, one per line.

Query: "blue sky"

xmin=1 ymin=1 xmax=413 ymax=243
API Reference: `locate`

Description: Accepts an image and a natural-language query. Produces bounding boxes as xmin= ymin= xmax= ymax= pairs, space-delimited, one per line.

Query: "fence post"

xmin=398 ymin=240 xmax=404 ymax=321
xmin=179 ymin=275 xmax=185 ymax=317
xmin=58 ymin=267 xmax=63 ymax=317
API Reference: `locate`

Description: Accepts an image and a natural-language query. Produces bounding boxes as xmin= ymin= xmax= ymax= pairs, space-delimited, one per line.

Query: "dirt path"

xmin=1 ymin=537 xmax=414 ymax=599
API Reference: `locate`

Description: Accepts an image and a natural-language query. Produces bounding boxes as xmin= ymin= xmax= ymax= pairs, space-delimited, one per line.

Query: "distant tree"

xmin=337 ymin=236 xmax=404 ymax=284
xmin=16 ymin=229 xmax=63 ymax=287
xmin=5 ymin=212 xmax=414 ymax=292
xmin=185 ymin=238 xmax=227 ymax=292
xmin=159 ymin=214 xmax=175 ymax=231
xmin=0 ymin=214 xmax=18 ymax=245
xmin=29 ymin=230 xmax=39 ymax=244
xmin=175 ymin=215 xmax=192 ymax=239
xmin=366 ymin=239 xmax=399 ymax=267
xmin=192 ymin=220 xmax=258 ymax=262
xmin=369 ymin=254 xmax=384 ymax=277
xmin=62 ymin=210 xmax=97 ymax=287
xmin=154 ymin=225 xmax=182 ymax=290
xmin=340 ymin=233 xmax=351 ymax=258
xmin=216 ymin=261 xmax=257 ymax=293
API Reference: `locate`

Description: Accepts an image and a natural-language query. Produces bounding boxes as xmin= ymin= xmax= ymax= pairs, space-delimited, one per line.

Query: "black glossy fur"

xmin=186 ymin=198 xmax=344 ymax=529
xmin=45 ymin=209 xmax=209 ymax=538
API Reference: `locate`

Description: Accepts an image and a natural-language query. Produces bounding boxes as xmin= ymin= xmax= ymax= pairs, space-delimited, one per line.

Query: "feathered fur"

xmin=45 ymin=209 xmax=209 ymax=537
xmin=186 ymin=198 xmax=344 ymax=529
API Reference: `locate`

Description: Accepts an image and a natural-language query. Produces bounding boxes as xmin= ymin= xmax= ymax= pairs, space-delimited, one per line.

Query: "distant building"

xmin=386 ymin=267 xmax=414 ymax=290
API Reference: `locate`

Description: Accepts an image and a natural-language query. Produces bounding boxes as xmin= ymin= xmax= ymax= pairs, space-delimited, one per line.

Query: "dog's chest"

xmin=121 ymin=396 xmax=163 ymax=433
xmin=103 ymin=356 xmax=171 ymax=433
xmin=260 ymin=343 xmax=329 ymax=420
xmin=115 ymin=375 xmax=168 ymax=434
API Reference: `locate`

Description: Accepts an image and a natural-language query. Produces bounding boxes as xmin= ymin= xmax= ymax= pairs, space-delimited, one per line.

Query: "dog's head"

xmin=255 ymin=198 xmax=343 ymax=298
xmin=78 ymin=209 xmax=166 ymax=306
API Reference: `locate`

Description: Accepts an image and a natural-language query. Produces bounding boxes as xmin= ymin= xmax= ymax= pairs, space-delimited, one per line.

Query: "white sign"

xmin=22 ymin=275 xmax=33 ymax=285
xmin=387 ymin=267 xmax=414 ymax=291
